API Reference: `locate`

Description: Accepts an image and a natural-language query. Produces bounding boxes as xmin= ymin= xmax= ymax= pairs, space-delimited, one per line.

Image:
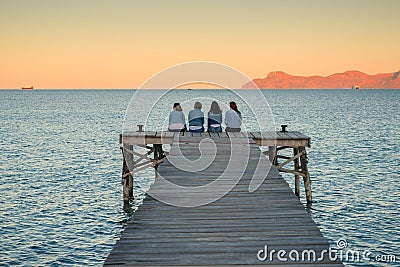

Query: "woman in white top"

xmin=225 ymin=101 xmax=242 ymax=132
xmin=168 ymin=103 xmax=186 ymax=132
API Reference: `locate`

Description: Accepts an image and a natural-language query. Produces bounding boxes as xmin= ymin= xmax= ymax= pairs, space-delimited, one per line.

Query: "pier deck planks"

xmin=105 ymin=134 xmax=341 ymax=266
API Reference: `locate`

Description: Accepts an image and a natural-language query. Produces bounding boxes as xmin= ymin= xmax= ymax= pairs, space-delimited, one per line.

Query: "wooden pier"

xmin=105 ymin=130 xmax=343 ymax=266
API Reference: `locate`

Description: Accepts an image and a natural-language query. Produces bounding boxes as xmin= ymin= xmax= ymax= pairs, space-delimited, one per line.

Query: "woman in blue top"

xmin=207 ymin=101 xmax=223 ymax=132
xmin=188 ymin=101 xmax=204 ymax=132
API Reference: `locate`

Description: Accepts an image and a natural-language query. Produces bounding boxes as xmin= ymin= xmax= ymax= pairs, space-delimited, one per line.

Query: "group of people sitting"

xmin=168 ymin=101 xmax=242 ymax=132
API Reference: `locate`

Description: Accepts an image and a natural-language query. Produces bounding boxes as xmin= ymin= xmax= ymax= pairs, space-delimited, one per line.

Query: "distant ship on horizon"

xmin=21 ymin=86 xmax=34 ymax=90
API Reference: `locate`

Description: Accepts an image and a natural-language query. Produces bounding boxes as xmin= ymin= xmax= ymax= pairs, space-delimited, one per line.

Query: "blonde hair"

xmin=194 ymin=101 xmax=202 ymax=109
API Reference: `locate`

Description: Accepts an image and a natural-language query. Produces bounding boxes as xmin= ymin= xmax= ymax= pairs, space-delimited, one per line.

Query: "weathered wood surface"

xmin=120 ymin=131 xmax=311 ymax=147
xmin=106 ymin=135 xmax=340 ymax=266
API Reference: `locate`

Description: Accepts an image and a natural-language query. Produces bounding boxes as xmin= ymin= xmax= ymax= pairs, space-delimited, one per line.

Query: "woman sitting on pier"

xmin=168 ymin=103 xmax=186 ymax=132
xmin=188 ymin=101 xmax=205 ymax=132
xmin=225 ymin=101 xmax=242 ymax=132
xmin=207 ymin=101 xmax=223 ymax=132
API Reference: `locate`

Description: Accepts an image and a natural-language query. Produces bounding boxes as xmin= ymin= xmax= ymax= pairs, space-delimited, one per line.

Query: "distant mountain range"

xmin=243 ymin=70 xmax=400 ymax=89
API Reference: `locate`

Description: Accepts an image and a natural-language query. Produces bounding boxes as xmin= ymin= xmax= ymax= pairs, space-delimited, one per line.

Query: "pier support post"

xmin=293 ymin=147 xmax=300 ymax=197
xmin=153 ymin=144 xmax=164 ymax=177
xmin=268 ymin=146 xmax=277 ymax=165
xmin=122 ymin=144 xmax=134 ymax=208
xmin=299 ymin=146 xmax=312 ymax=204
xmin=153 ymin=144 xmax=163 ymax=161
xmin=122 ymin=156 xmax=130 ymax=207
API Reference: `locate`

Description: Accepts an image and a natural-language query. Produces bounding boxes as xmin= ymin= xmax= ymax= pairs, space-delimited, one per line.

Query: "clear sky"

xmin=1 ymin=0 xmax=399 ymax=89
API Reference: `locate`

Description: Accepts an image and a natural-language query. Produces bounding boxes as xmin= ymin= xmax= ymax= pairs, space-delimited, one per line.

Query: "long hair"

xmin=173 ymin=103 xmax=182 ymax=112
xmin=209 ymin=101 xmax=221 ymax=114
xmin=229 ymin=101 xmax=240 ymax=114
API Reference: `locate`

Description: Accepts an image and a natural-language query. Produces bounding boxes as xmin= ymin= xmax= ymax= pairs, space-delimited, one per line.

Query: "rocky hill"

xmin=243 ymin=70 xmax=400 ymax=89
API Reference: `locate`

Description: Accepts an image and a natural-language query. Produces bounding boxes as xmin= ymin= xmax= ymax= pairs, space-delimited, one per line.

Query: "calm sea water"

xmin=0 ymin=89 xmax=398 ymax=266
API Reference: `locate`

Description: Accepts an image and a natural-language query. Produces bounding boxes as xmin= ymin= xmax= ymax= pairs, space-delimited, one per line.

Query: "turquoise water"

xmin=0 ymin=89 xmax=398 ymax=266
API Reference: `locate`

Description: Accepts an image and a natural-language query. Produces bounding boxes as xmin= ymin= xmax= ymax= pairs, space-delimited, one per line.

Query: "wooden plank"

xmin=256 ymin=139 xmax=309 ymax=147
xmin=291 ymin=131 xmax=310 ymax=139
xmin=242 ymin=131 xmax=253 ymax=138
xmin=120 ymin=131 xmax=311 ymax=140
xmin=208 ymin=132 xmax=219 ymax=138
xmin=218 ymin=132 xmax=229 ymax=138
xmin=285 ymin=131 xmax=301 ymax=139
xmin=249 ymin=131 xmax=261 ymax=139
xmin=164 ymin=131 xmax=175 ymax=138
xmin=191 ymin=132 xmax=201 ymax=137
xmin=230 ymin=132 xmax=245 ymax=138
xmin=144 ymin=131 xmax=158 ymax=144
xmin=275 ymin=131 xmax=292 ymax=139
xmin=121 ymin=131 xmax=310 ymax=148
xmin=261 ymin=131 xmax=276 ymax=139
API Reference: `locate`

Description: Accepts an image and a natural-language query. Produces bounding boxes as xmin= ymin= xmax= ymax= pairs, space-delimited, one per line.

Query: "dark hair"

xmin=229 ymin=101 xmax=241 ymax=114
xmin=209 ymin=101 xmax=221 ymax=114
xmin=174 ymin=103 xmax=182 ymax=112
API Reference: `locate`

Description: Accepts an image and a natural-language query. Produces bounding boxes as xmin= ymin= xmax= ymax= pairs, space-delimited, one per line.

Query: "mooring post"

xmin=293 ymin=147 xmax=301 ymax=197
xmin=299 ymin=146 xmax=312 ymax=204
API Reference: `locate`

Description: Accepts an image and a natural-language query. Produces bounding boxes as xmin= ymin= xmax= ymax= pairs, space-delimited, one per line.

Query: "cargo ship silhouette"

xmin=21 ymin=86 xmax=34 ymax=90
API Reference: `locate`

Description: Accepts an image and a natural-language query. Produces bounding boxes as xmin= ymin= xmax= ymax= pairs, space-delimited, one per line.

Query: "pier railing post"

xmin=299 ymin=146 xmax=312 ymax=204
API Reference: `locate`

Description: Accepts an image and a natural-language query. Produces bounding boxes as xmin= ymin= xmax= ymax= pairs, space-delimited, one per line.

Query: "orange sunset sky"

xmin=1 ymin=0 xmax=399 ymax=89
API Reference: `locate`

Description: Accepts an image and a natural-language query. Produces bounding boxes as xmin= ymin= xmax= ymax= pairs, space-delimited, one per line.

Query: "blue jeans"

xmin=208 ymin=126 xmax=222 ymax=132
xmin=189 ymin=127 xmax=204 ymax=133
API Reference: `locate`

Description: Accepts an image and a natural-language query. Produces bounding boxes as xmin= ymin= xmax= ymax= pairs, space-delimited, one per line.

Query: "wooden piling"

xmin=299 ymin=146 xmax=312 ymax=204
xmin=268 ymin=145 xmax=277 ymax=164
xmin=293 ymin=147 xmax=301 ymax=197
xmin=122 ymin=144 xmax=134 ymax=207
xmin=127 ymin=145 xmax=134 ymax=198
xmin=121 ymin=156 xmax=130 ymax=207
